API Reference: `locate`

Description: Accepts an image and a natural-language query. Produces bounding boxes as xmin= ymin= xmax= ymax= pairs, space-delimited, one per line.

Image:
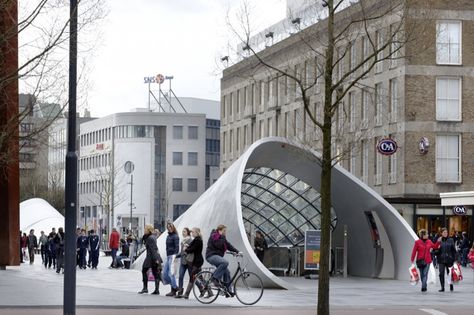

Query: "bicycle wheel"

xmin=234 ymin=271 xmax=264 ymax=305
xmin=192 ymin=270 xmax=219 ymax=304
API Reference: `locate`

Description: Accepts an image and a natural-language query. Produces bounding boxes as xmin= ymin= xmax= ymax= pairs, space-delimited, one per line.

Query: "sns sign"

xmin=377 ymin=138 xmax=398 ymax=156
xmin=144 ymin=74 xmax=165 ymax=84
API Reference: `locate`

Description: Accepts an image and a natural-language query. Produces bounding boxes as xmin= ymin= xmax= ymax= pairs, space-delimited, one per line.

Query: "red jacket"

xmin=109 ymin=231 xmax=120 ymax=250
xmin=411 ymin=239 xmax=436 ymax=263
xmin=468 ymin=249 xmax=474 ymax=268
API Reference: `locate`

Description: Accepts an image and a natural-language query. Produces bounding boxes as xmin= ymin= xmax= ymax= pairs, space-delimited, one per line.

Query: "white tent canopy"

xmin=20 ymin=198 xmax=64 ymax=235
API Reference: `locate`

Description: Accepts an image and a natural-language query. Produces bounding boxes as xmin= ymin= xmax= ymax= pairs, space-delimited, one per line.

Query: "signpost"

xmin=453 ymin=205 xmax=466 ymax=216
xmin=304 ymin=230 xmax=321 ymax=270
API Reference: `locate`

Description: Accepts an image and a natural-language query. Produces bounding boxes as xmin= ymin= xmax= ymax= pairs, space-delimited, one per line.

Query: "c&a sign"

xmin=377 ymin=138 xmax=398 ymax=156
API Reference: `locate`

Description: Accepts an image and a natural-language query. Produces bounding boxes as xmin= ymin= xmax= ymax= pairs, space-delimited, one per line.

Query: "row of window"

xmin=172 ymin=152 xmax=198 ymax=166
xmin=79 ymin=180 xmax=109 ymax=195
xmin=173 ymin=125 xmax=199 ymax=140
xmin=80 ymin=125 xmax=201 ymax=147
xmin=80 ymin=153 xmax=111 ymax=171
xmin=348 ymin=134 xmax=461 ymax=184
xmin=172 ymin=178 xmax=198 ymax=192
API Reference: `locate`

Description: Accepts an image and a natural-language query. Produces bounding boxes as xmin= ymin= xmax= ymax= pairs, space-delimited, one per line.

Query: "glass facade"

xmin=241 ymin=167 xmax=337 ymax=247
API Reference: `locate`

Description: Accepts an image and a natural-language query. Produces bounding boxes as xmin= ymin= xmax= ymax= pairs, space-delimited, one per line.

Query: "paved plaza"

xmin=0 ymin=254 xmax=473 ymax=314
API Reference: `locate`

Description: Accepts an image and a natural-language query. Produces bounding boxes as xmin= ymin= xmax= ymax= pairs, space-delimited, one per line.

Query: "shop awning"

xmin=440 ymin=191 xmax=474 ymax=206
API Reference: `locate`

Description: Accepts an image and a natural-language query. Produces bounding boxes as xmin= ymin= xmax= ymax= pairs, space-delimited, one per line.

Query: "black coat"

xmin=185 ymin=236 xmax=204 ymax=267
xmin=436 ymin=237 xmax=457 ymax=266
xmin=142 ymin=234 xmax=161 ymax=269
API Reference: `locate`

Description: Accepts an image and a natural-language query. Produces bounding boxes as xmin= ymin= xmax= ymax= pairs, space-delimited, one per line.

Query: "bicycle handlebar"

xmin=226 ymin=251 xmax=243 ymax=257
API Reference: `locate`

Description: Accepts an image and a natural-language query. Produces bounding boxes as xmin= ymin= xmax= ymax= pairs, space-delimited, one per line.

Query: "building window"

xmin=436 ymin=134 xmax=461 ymax=183
xmin=436 ymin=77 xmax=461 ymax=121
xmin=172 ymin=178 xmax=183 ymax=191
xmin=389 ymin=24 xmax=399 ymax=68
xmin=361 ymin=140 xmax=368 ymax=183
xmin=188 ymin=126 xmax=198 ymax=139
xmin=350 ymin=41 xmax=356 ymax=75
xmin=173 ymin=126 xmax=183 ymax=139
xmin=361 ymin=89 xmax=368 ymax=129
xmin=349 ymin=92 xmax=355 ymax=131
xmin=374 ymin=138 xmax=382 ymax=185
xmin=259 ymin=120 xmax=264 ymax=139
xmin=375 ymin=31 xmax=384 ymax=73
xmin=349 ymin=146 xmax=356 ymax=174
xmin=375 ymin=83 xmax=383 ymax=126
xmin=188 ymin=178 xmax=198 ymax=192
xmin=188 ymin=152 xmax=198 ymax=166
xmin=389 ymin=79 xmax=398 ymax=122
xmin=437 ymin=21 xmax=462 ymax=65
xmin=172 ymin=152 xmax=183 ymax=165
xmin=229 ymin=130 xmax=233 ymax=154
xmin=362 ymin=36 xmax=369 ymax=73
xmin=389 ymin=135 xmax=397 ymax=184
xmin=173 ymin=204 xmax=191 ymax=220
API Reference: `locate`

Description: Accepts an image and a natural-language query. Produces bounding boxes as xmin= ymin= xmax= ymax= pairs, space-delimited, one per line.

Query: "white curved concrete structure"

xmin=20 ymin=198 xmax=64 ymax=234
xmin=134 ymin=138 xmax=417 ymax=289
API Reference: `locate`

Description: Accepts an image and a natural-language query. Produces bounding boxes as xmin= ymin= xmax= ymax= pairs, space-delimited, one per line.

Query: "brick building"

xmin=220 ymin=0 xmax=474 ymax=238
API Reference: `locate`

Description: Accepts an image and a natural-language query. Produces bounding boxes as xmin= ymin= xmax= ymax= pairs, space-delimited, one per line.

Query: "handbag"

xmin=409 ymin=264 xmax=419 ymax=285
xmin=185 ymin=252 xmax=194 ymax=264
xmin=147 ymin=268 xmax=155 ymax=281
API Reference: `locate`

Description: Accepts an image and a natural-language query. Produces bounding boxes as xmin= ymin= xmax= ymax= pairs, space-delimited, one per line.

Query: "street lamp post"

xmin=64 ymin=1 xmax=78 ymax=314
xmin=124 ymin=161 xmax=134 ymax=233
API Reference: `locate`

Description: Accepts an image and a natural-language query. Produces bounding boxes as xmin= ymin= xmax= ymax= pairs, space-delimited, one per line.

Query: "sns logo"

xmin=377 ymin=138 xmax=398 ymax=156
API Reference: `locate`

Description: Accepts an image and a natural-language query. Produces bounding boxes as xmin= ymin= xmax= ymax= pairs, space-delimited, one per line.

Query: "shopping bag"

xmin=409 ymin=264 xmax=419 ymax=285
xmin=427 ymin=264 xmax=436 ymax=285
xmin=451 ymin=263 xmax=463 ymax=283
xmin=147 ymin=268 xmax=155 ymax=281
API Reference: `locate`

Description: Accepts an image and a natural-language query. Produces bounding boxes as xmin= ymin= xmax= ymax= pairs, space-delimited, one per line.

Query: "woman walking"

xmin=433 ymin=227 xmax=457 ymax=292
xmin=177 ymin=227 xmax=204 ymax=299
xmin=163 ymin=222 xmax=180 ymax=297
xmin=175 ymin=228 xmax=193 ymax=298
xmin=138 ymin=224 xmax=162 ymax=295
xmin=410 ymin=229 xmax=435 ymax=292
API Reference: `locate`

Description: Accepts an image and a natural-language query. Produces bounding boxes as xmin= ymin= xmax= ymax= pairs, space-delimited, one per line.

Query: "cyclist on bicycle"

xmin=205 ymin=224 xmax=240 ymax=297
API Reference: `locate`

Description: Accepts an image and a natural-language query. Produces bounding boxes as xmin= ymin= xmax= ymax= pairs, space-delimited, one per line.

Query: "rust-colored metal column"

xmin=0 ymin=0 xmax=20 ymax=268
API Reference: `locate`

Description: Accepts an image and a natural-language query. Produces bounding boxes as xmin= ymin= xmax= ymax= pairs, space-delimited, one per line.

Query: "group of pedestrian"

xmin=139 ymin=223 xmax=243 ymax=299
xmin=411 ymin=227 xmax=473 ymax=293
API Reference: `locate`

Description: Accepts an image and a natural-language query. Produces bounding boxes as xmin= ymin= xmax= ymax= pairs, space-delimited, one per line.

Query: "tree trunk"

xmin=318 ymin=1 xmax=335 ymax=314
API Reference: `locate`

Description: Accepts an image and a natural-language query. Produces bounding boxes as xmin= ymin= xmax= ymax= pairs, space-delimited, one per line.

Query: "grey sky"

xmin=87 ymin=0 xmax=286 ymax=117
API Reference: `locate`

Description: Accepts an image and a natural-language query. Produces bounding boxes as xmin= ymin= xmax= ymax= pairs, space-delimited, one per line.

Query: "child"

xmin=468 ymin=245 xmax=474 ymax=269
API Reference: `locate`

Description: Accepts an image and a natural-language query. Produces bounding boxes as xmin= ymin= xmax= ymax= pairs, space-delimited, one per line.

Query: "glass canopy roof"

xmin=241 ymin=167 xmax=337 ymax=247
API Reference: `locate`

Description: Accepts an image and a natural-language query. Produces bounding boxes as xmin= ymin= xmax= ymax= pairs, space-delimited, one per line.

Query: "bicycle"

xmin=193 ymin=252 xmax=264 ymax=305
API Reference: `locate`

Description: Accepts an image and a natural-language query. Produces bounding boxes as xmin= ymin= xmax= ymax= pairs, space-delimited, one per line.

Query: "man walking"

xmin=89 ymin=229 xmax=100 ymax=269
xmin=77 ymin=229 xmax=89 ymax=269
xmin=27 ymin=229 xmax=38 ymax=264
xmin=38 ymin=231 xmax=48 ymax=264
xmin=109 ymin=228 xmax=120 ymax=268
xmin=54 ymin=227 xmax=65 ymax=273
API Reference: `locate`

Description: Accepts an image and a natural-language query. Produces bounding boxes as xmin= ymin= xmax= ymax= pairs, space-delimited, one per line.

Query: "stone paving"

xmin=0 ymin=253 xmax=473 ymax=309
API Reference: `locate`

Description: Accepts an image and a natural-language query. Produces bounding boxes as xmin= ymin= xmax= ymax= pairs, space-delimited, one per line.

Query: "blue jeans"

xmin=111 ymin=248 xmax=117 ymax=267
xmin=461 ymin=248 xmax=469 ymax=266
xmin=178 ymin=262 xmax=191 ymax=289
xmin=419 ymin=264 xmax=429 ymax=290
xmin=207 ymin=255 xmax=231 ymax=288
xmin=163 ymin=256 xmax=177 ymax=289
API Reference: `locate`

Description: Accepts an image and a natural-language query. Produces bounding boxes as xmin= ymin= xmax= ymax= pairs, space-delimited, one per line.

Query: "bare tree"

xmin=84 ymin=160 xmax=126 ymax=238
xmin=224 ymin=1 xmax=432 ymax=313
xmin=0 ymin=0 xmax=106 ymax=175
